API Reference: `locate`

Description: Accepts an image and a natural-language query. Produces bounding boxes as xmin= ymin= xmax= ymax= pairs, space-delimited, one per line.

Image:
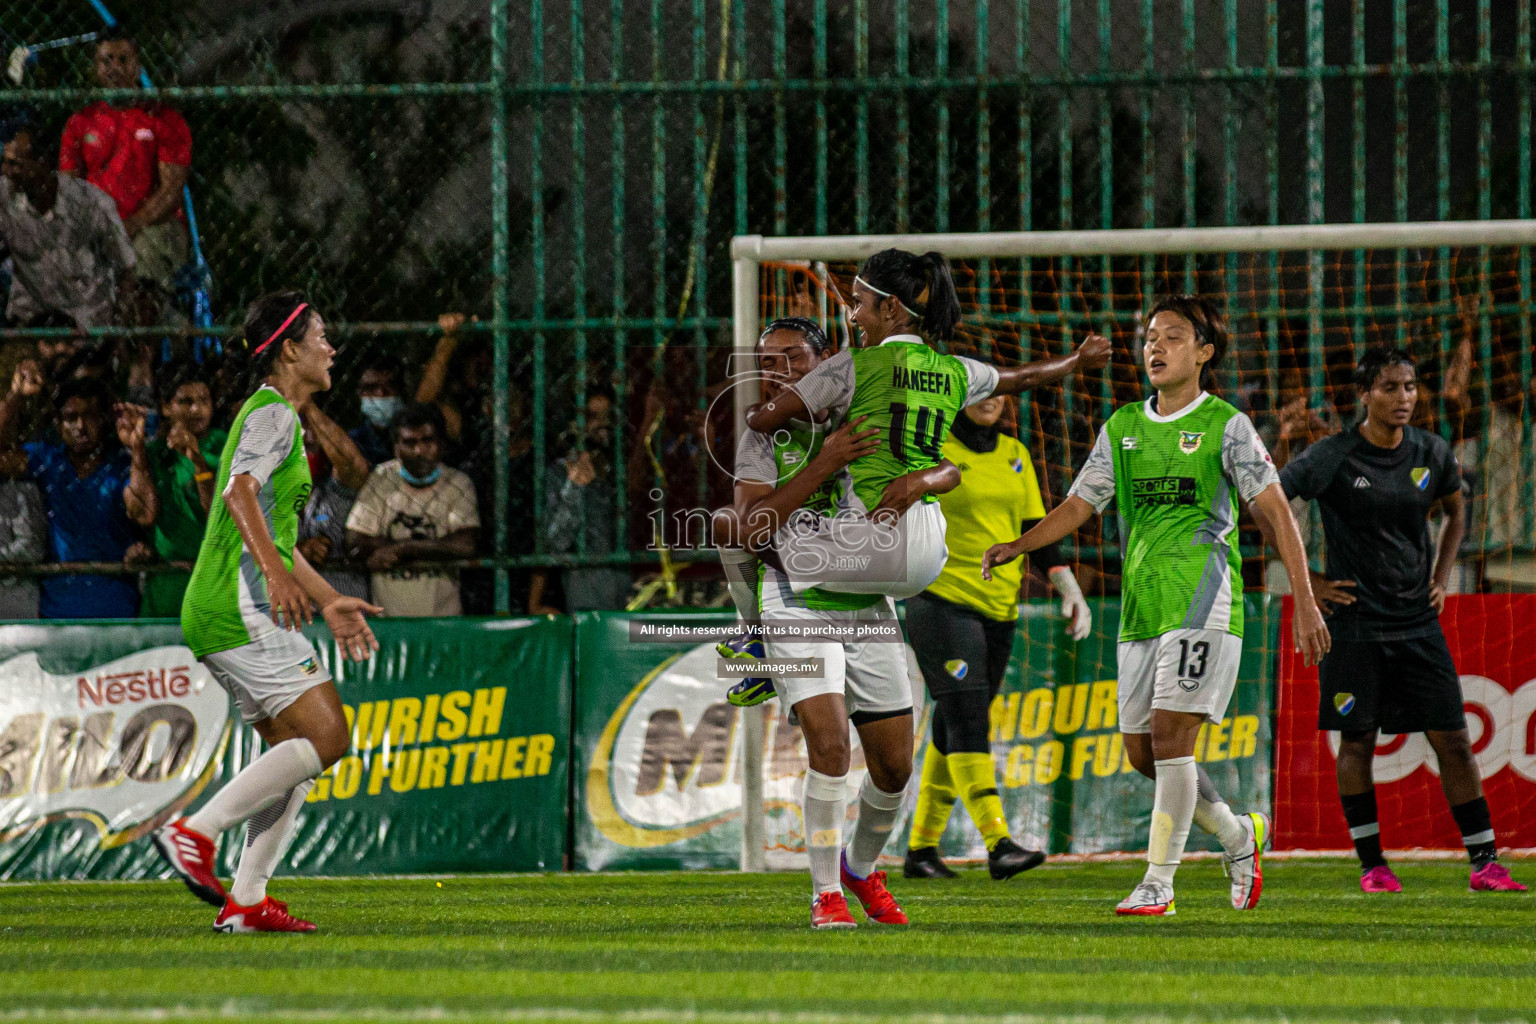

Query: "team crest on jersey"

xmin=1411 ymin=467 xmax=1430 ymax=490
xmin=1011 ymin=459 xmax=1024 ymax=473
xmin=945 ymin=659 xmax=969 ymax=680
xmin=1178 ymin=431 xmax=1204 ymax=454
xmin=1334 ymin=692 xmax=1355 ymax=715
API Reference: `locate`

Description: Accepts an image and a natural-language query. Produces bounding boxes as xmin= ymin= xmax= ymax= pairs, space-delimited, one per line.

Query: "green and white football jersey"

xmin=1067 ymin=391 xmax=1278 ymax=642
xmin=182 ymin=386 xmax=312 ymax=658
xmin=792 ymin=335 xmax=999 ymax=512
xmin=734 ymin=422 xmax=881 ymax=612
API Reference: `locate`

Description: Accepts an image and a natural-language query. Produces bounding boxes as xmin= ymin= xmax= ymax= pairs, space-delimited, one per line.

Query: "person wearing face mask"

xmin=528 ymin=391 xmax=630 ymax=615
xmin=349 ymin=359 xmax=406 ymax=466
xmin=345 ymin=401 xmax=479 ymax=616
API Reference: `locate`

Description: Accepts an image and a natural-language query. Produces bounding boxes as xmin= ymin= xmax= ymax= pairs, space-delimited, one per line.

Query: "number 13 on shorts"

xmin=1116 ymin=627 xmax=1243 ymax=733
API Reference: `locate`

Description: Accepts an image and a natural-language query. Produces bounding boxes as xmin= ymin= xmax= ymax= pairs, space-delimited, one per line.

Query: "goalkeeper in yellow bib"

xmin=153 ymin=292 xmax=383 ymax=933
xmin=983 ymin=295 xmax=1330 ymax=916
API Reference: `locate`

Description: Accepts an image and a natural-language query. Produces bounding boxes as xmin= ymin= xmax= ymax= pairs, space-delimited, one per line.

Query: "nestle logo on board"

xmin=77 ymin=667 xmax=193 ymax=709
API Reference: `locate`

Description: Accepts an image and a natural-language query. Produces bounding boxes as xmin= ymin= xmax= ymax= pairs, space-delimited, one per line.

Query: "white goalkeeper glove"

xmin=1048 ymin=565 xmax=1091 ymax=642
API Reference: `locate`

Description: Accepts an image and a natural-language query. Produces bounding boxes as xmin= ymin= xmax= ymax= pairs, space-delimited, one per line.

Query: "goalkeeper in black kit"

xmin=1256 ymin=346 xmax=1524 ymax=893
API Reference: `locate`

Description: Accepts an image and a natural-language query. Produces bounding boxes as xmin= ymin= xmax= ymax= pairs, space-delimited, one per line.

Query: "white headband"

xmin=854 ymin=275 xmax=921 ymax=321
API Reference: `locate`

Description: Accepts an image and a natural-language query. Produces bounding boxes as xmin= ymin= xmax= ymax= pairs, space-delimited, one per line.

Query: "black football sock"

xmin=1340 ymin=789 xmax=1386 ymax=871
xmin=1449 ymin=797 xmax=1497 ymax=868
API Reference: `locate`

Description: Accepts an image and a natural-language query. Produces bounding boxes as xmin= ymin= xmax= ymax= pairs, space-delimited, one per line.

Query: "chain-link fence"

xmin=0 ymin=1 xmax=1529 ymax=617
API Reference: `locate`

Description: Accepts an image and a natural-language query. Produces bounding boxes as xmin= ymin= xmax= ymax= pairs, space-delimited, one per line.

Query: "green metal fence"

xmin=2 ymin=1 xmax=1532 ymax=610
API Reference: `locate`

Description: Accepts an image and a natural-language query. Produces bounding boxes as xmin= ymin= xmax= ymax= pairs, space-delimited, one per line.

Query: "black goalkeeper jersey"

xmin=1279 ymin=425 xmax=1460 ymax=642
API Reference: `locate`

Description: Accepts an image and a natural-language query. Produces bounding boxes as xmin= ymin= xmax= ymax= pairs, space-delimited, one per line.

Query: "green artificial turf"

xmin=1 ymin=860 xmax=1531 ymax=1023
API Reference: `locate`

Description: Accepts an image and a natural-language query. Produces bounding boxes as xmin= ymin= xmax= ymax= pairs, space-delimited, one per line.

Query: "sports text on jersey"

xmin=1132 ymin=476 xmax=1197 ymax=507
xmin=890 ymin=364 xmax=954 ymax=397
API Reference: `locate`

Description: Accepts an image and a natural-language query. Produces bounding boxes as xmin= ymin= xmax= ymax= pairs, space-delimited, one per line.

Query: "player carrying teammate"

xmin=1263 ymin=345 xmax=1524 ymax=893
xmin=715 ymin=317 xmax=961 ymax=928
xmin=902 ymin=393 xmax=1091 ymax=881
xmin=745 ymin=248 xmax=1110 ymax=601
xmin=153 ymin=292 xmax=383 ymax=932
xmin=983 ymin=295 xmax=1330 ymax=916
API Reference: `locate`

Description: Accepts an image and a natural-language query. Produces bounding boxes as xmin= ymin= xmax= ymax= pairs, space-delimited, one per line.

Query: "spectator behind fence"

xmin=416 ymin=313 xmax=491 ymax=456
xmin=350 ymin=355 xmax=405 ymax=466
xmin=529 ymin=391 xmax=631 ymax=615
xmin=0 ymin=475 xmax=46 ymax=618
xmin=458 ymin=384 xmax=536 ymax=614
xmin=346 ymin=402 xmax=478 ymax=616
xmin=0 ymin=377 xmax=153 ymax=617
xmin=297 ymin=397 xmax=373 ymax=601
xmin=59 ymin=26 xmax=191 ymax=300
xmin=0 ymin=121 xmax=136 ymax=329
xmin=139 ymin=365 xmax=225 ymax=617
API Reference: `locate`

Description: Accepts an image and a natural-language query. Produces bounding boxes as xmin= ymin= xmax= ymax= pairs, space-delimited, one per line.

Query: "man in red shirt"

xmin=59 ymin=26 xmax=191 ymax=300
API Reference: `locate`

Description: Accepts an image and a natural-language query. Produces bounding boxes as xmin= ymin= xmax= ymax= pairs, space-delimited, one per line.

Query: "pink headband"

xmin=253 ymin=303 xmax=308 ymax=356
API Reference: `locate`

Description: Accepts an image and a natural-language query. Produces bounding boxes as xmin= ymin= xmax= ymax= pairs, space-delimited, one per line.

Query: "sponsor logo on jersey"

xmin=945 ymin=659 xmax=969 ymax=680
xmin=1334 ymin=692 xmax=1356 ymax=715
xmin=890 ymin=365 xmax=953 ymax=396
xmin=1353 ymin=476 xmax=1371 ymax=489
xmin=1131 ymin=476 xmax=1197 ymax=507
xmin=1122 ymin=436 xmax=1138 ymax=450
xmin=1177 ymin=678 xmax=1200 ymax=692
xmin=1178 ymin=430 xmax=1204 ymax=454
xmin=1411 ymin=467 xmax=1430 ymax=490
xmin=1010 ymin=459 xmax=1024 ymax=473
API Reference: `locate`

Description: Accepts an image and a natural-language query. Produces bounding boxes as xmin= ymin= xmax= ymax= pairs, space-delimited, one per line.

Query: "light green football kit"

xmin=1067 ymin=391 xmax=1279 ymax=731
xmin=770 ymin=335 xmax=1000 ymax=600
xmin=182 ymin=386 xmax=332 ymax=724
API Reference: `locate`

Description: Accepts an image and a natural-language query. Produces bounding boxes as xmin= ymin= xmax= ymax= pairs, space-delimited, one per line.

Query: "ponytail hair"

xmin=1145 ymin=294 xmax=1228 ymax=391
xmin=856 ymin=248 xmax=963 ymax=342
xmin=234 ymin=290 xmax=317 ymax=393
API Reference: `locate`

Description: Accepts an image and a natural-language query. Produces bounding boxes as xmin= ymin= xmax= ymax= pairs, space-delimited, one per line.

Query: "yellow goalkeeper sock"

xmin=907 ymin=743 xmax=957 ymax=849
xmin=949 ymin=751 xmax=1010 ymax=851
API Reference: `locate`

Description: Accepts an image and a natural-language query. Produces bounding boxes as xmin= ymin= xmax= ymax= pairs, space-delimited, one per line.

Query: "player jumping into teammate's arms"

xmin=154 ymin=293 xmax=383 ymax=932
xmin=984 ymin=295 xmax=1330 ymax=916
xmin=714 ymin=317 xmax=962 ymax=929
xmin=1255 ymin=345 xmax=1524 ymax=894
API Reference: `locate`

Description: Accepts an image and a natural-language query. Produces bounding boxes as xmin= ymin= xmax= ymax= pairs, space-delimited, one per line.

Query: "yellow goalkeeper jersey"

xmin=925 ymin=431 xmax=1046 ymax=622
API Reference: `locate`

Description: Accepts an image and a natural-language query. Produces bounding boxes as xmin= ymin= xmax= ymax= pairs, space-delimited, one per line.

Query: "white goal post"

xmin=730 ymin=219 xmax=1536 ymax=872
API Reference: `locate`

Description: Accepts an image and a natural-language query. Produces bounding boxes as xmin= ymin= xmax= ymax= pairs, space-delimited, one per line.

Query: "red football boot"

xmin=840 ymin=853 xmax=909 ymax=925
xmin=153 ymin=819 xmax=226 ymax=907
xmin=213 ymin=896 xmax=317 ymax=933
xmin=810 ymin=891 xmax=857 ymax=930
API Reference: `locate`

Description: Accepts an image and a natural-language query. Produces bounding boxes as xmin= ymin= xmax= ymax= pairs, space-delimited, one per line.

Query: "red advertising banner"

xmin=1276 ymin=594 xmax=1536 ymax=851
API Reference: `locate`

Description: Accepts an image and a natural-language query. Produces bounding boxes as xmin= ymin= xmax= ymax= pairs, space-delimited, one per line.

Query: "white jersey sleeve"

xmin=734 ymin=429 xmax=777 ymax=485
xmin=1067 ymin=425 xmax=1117 ymax=512
xmin=954 ymin=356 xmax=1001 ymax=406
xmin=226 ymin=402 xmax=297 ymax=488
xmin=1221 ymin=413 xmax=1280 ymax=503
xmin=791 ymin=350 xmax=856 ymax=422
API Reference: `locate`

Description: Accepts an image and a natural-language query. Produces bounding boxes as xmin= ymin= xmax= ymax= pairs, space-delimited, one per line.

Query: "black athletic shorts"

xmin=1316 ymin=629 xmax=1467 ymax=734
xmin=904 ymin=591 xmax=1015 ymax=698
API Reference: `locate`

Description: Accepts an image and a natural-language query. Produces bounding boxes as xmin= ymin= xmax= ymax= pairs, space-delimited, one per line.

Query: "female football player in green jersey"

xmin=746 ymin=248 xmax=1110 ymax=601
xmin=155 ymin=292 xmax=383 ymax=933
xmin=983 ymin=295 xmax=1330 ymax=916
xmin=715 ymin=317 xmax=963 ymax=928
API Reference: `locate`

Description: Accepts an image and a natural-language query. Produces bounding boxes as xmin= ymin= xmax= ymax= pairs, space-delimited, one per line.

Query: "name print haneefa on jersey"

xmin=1068 ymin=392 xmax=1279 ymax=642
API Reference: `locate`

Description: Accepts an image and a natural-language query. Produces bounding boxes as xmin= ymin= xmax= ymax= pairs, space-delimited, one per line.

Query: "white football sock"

xmin=717 ymin=545 xmax=763 ymax=628
xmin=844 ymin=777 xmax=906 ymax=880
xmin=1145 ymin=756 xmax=1197 ymax=887
xmin=230 ymin=779 xmax=313 ymax=906
xmin=803 ymin=768 xmax=846 ymax=897
xmin=187 ymin=738 xmax=323 ymax=838
xmin=1193 ymin=765 xmax=1247 ymax=854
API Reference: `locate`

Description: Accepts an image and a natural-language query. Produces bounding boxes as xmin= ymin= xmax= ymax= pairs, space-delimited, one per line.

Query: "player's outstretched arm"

xmin=981 ymin=495 xmax=1095 ymax=580
xmin=291 ymin=544 xmax=383 ymax=662
xmin=991 ymin=334 xmax=1111 ymax=396
xmin=745 ymin=390 xmax=810 ymax=434
xmin=736 ymin=415 xmax=879 ymax=550
xmin=1251 ymin=483 xmax=1330 ymax=666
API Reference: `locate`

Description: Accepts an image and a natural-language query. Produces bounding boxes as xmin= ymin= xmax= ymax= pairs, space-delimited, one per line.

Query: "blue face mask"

xmin=361 ymin=395 xmax=402 ymax=430
xmin=399 ymin=463 xmax=441 ymax=488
